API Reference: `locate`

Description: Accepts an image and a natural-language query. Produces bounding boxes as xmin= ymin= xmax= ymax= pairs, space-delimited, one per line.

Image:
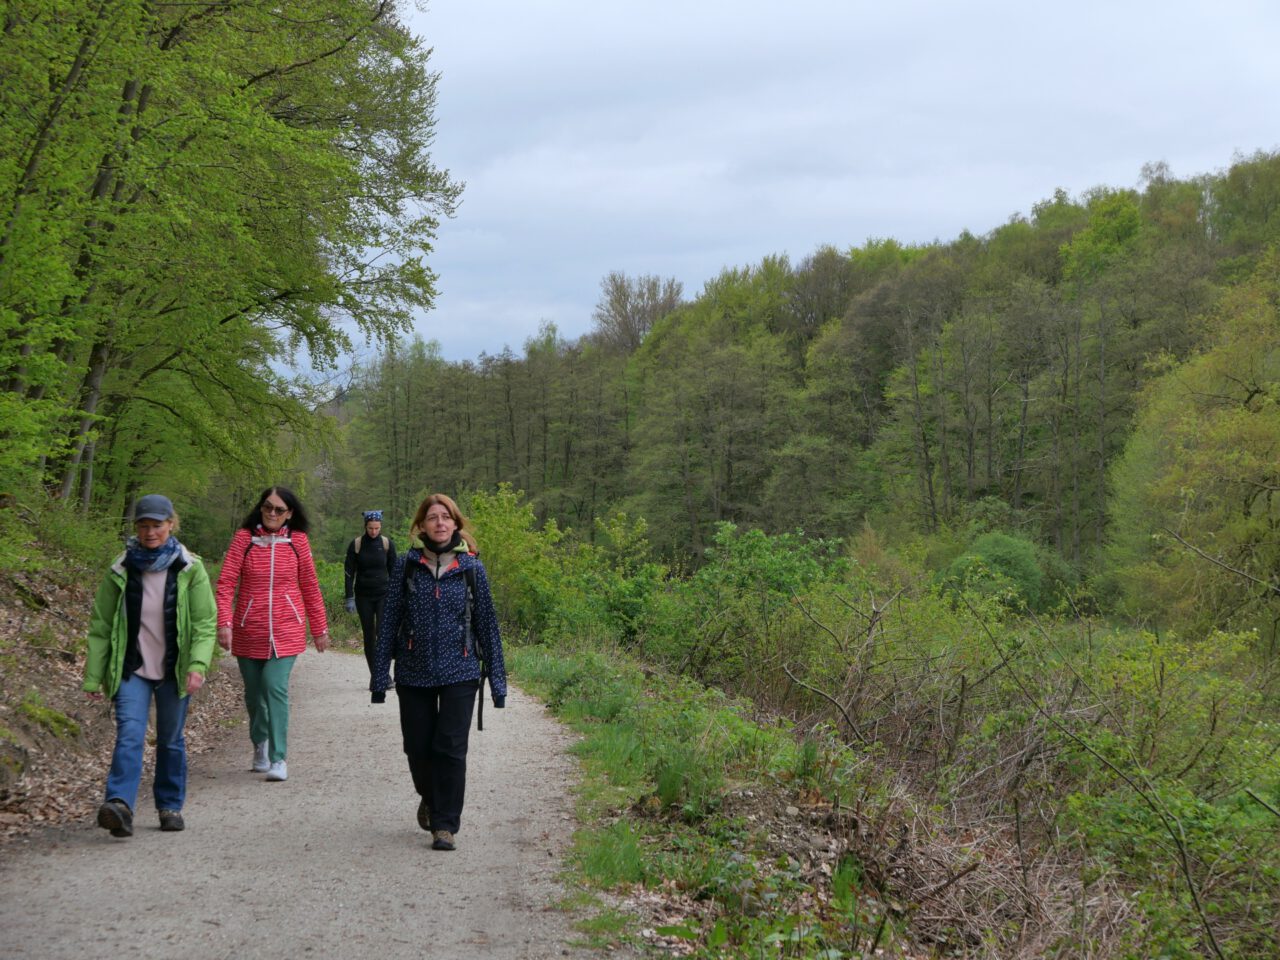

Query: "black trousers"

xmin=354 ymin=593 xmax=386 ymax=677
xmin=396 ymin=681 xmax=477 ymax=834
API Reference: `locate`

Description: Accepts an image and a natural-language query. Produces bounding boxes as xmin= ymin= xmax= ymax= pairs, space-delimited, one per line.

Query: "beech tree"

xmin=1 ymin=0 xmax=459 ymax=513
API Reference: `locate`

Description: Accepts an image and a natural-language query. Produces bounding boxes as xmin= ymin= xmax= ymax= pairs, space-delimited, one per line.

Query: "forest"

xmin=2 ymin=1 xmax=1278 ymax=957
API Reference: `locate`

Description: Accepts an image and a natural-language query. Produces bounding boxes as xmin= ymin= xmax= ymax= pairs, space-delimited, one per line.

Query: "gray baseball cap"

xmin=133 ymin=494 xmax=175 ymax=521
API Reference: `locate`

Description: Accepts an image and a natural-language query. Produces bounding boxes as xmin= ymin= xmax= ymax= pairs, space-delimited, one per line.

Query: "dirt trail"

xmin=0 ymin=650 xmax=593 ymax=959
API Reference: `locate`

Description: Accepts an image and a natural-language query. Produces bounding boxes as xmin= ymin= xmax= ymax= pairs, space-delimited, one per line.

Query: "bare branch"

xmin=1245 ymin=788 xmax=1280 ymax=820
xmin=782 ymin=662 xmax=869 ymax=745
xmin=1161 ymin=527 xmax=1280 ymax=596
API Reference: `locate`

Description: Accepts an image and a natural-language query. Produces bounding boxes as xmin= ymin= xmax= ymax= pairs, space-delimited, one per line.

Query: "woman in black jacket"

xmin=343 ymin=510 xmax=397 ymax=677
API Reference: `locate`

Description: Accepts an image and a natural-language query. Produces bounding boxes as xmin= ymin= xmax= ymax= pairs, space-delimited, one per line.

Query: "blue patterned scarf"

xmin=124 ymin=535 xmax=183 ymax=572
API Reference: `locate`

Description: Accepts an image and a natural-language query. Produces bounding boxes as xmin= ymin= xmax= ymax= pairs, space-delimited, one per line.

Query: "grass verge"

xmin=509 ymin=641 xmax=918 ymax=959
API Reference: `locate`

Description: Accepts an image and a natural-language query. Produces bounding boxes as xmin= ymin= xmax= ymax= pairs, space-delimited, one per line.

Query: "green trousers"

xmin=237 ymin=655 xmax=296 ymax=763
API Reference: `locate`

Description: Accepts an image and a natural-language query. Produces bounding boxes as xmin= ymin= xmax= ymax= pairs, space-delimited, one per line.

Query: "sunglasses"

xmin=261 ymin=503 xmax=290 ymax=515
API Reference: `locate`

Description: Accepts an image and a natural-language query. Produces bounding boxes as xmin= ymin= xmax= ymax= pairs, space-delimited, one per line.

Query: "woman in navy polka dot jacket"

xmin=370 ymin=493 xmax=507 ymax=851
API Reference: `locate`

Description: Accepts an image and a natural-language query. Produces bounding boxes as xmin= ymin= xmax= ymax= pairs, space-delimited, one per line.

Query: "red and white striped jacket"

xmin=215 ymin=527 xmax=328 ymax=659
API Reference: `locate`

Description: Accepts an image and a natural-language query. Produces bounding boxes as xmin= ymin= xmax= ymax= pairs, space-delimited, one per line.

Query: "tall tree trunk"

xmin=59 ymin=322 xmax=115 ymax=499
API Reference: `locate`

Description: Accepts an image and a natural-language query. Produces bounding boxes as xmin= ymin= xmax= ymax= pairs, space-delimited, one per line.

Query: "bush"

xmin=313 ymin=559 xmax=357 ymax=640
xmin=941 ymin=531 xmax=1046 ymax=612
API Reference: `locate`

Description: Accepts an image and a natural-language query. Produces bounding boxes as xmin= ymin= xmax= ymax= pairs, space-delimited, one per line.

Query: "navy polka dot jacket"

xmin=370 ymin=549 xmax=507 ymax=705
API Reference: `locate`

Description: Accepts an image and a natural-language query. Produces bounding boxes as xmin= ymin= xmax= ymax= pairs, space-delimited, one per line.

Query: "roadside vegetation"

xmin=470 ymin=488 xmax=1280 ymax=960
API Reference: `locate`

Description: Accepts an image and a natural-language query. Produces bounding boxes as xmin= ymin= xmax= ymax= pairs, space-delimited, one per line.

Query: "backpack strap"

xmin=247 ymin=533 xmax=299 ymax=560
xmin=463 ymin=563 xmax=486 ymax=730
xmin=354 ymin=535 xmax=389 ymax=555
xmin=399 ymin=553 xmax=485 ymax=729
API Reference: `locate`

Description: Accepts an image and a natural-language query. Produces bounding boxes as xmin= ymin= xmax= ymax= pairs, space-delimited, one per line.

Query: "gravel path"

xmin=0 ymin=650 xmax=592 ymax=959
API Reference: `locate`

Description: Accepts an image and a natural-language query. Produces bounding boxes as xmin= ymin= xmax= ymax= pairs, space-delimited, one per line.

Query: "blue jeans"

xmin=105 ymin=672 xmax=190 ymax=812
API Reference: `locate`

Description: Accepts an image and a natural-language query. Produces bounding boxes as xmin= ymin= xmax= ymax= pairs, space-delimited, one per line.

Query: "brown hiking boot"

xmin=417 ymin=797 xmax=431 ymax=832
xmin=431 ymin=830 xmax=455 ymax=851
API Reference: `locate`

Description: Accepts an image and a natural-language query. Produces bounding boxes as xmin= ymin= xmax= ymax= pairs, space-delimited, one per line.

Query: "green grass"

xmin=574 ymin=819 xmax=646 ymax=886
xmin=507 ymin=642 xmax=876 ymax=957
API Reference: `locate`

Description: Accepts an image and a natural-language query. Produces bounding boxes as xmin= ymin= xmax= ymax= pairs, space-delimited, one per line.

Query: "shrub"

xmin=313 ymin=559 xmax=358 ymax=641
xmin=941 ymin=531 xmax=1046 ymax=612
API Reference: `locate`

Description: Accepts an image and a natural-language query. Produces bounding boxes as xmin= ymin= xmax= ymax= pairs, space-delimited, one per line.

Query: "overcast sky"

xmin=393 ymin=0 xmax=1280 ymax=362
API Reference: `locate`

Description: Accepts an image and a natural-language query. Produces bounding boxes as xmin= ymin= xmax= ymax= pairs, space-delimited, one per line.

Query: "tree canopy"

xmin=1 ymin=0 xmax=459 ymax=516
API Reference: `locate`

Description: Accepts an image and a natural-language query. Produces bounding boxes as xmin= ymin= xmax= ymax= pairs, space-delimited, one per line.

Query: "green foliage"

xmin=940 ymin=531 xmax=1047 ymax=612
xmin=2 ymin=0 xmax=459 ymax=518
xmin=0 ymin=494 xmax=124 ymax=576
xmin=574 ymin=821 xmax=646 ymax=887
xmin=511 ymin=643 xmax=914 ymax=957
xmin=312 ymin=559 xmax=357 ymax=642
xmin=511 ymin=644 xmax=798 ymax=825
xmin=313 ymin=151 xmax=1280 ymax=605
xmin=465 ymin=485 xmax=565 ymax=635
xmin=1066 ymin=781 xmax=1280 ymax=959
xmin=1061 ymin=189 xmax=1143 ymax=282
xmin=613 ymin=522 xmax=845 ymax=702
xmin=493 ymin=480 xmax=1280 ymax=957
xmin=1106 ymin=246 xmax=1280 ymax=636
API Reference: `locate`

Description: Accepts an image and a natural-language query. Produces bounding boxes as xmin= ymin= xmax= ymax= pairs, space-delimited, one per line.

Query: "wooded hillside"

xmin=330 ymin=153 xmax=1280 ymax=645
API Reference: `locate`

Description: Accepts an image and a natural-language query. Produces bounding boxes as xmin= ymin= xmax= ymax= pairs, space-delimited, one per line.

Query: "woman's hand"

xmin=85 ymin=691 xmax=103 ymax=702
xmin=217 ymin=626 xmax=232 ymax=650
xmin=186 ymin=672 xmax=205 ymax=695
xmin=313 ymin=632 xmax=329 ymax=653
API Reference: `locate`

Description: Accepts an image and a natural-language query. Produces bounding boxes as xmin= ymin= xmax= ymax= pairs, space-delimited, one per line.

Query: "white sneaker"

xmin=265 ymin=760 xmax=288 ymax=782
xmin=252 ymin=741 xmax=269 ymax=773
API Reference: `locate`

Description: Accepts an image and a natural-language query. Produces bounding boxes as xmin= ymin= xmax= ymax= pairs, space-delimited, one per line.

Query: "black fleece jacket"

xmin=343 ymin=534 xmax=397 ymax=599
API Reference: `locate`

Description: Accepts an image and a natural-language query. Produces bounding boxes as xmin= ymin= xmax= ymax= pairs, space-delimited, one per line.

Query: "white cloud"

xmin=400 ymin=0 xmax=1280 ymax=360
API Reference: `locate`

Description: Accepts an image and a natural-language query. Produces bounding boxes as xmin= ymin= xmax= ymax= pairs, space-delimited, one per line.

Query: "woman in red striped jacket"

xmin=215 ymin=486 xmax=329 ymax=782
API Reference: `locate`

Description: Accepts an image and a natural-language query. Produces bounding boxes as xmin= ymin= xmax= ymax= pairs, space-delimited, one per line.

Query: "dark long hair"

xmin=239 ymin=485 xmax=310 ymax=533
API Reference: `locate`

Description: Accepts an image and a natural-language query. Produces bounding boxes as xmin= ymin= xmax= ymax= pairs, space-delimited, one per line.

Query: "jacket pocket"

xmin=239 ymin=597 xmax=254 ymax=626
xmin=285 ymin=594 xmax=303 ymax=623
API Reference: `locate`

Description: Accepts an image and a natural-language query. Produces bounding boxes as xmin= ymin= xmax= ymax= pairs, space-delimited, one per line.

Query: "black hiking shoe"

xmin=158 ymin=809 xmax=185 ymax=832
xmin=96 ymin=799 xmax=133 ymax=838
xmin=417 ymin=797 xmax=431 ymax=832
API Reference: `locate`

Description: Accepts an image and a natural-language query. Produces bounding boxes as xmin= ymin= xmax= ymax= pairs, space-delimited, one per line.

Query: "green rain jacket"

xmin=82 ymin=544 xmax=218 ymax=699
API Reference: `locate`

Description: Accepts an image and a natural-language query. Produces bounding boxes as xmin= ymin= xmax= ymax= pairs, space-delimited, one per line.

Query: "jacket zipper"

xmin=267 ymin=537 xmax=277 ymax=657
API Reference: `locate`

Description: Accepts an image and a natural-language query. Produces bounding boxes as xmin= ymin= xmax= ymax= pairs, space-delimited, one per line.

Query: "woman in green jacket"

xmin=82 ymin=494 xmax=218 ymax=838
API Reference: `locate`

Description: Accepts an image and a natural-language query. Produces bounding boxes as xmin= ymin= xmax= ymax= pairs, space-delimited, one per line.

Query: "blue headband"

xmin=363 ymin=511 xmax=383 ymax=522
